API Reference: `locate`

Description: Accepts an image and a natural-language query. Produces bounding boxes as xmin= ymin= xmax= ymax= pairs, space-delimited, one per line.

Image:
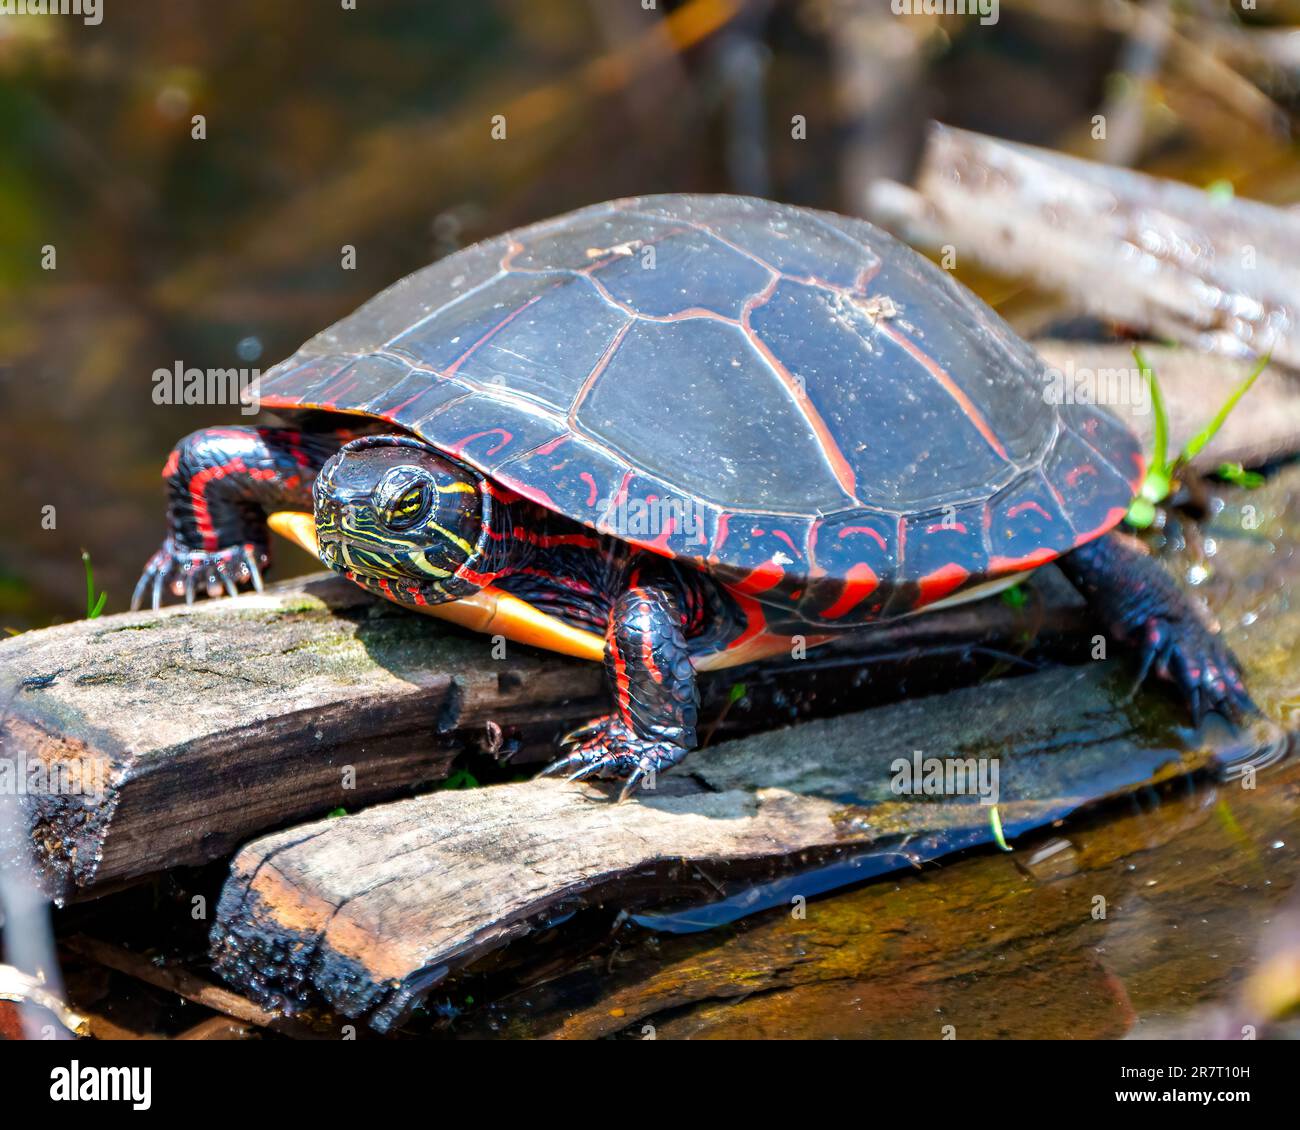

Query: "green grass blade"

xmin=1218 ymin=462 xmax=1265 ymax=489
xmin=990 ymin=805 xmax=1012 ymax=852
xmin=1176 ymin=352 xmax=1271 ymax=470
xmin=81 ymin=549 xmax=107 ymax=619
xmin=1133 ymin=346 xmax=1168 ymax=477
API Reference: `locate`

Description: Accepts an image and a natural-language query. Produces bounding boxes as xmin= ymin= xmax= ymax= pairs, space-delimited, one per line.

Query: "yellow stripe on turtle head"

xmin=267 ymin=510 xmax=605 ymax=662
xmin=426 ymin=521 xmax=475 ymax=558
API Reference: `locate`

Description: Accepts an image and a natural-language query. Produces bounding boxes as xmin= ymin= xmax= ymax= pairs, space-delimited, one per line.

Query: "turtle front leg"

xmin=133 ymin=426 xmax=342 ymax=610
xmin=1057 ymin=532 xmax=1255 ymax=723
xmin=541 ymin=583 xmax=698 ymax=799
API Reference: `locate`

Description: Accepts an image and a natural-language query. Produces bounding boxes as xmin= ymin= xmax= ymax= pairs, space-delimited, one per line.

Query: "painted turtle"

xmin=134 ymin=194 xmax=1252 ymax=796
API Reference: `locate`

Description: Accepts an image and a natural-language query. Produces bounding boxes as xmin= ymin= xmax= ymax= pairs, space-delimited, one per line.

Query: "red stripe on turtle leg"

xmin=188 ymin=457 xmax=249 ymax=551
xmin=605 ymin=616 xmax=635 ymax=727
xmin=639 ymin=600 xmax=666 ymax=685
xmin=164 ymin=426 xmax=340 ymax=555
xmin=602 ymin=584 xmax=698 ymax=748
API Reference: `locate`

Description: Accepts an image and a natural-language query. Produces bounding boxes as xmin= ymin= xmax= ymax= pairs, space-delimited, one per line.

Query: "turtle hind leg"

xmin=133 ymin=426 xmax=341 ymax=610
xmin=1056 ymin=532 xmax=1255 ymax=724
xmin=540 ymin=582 xmax=698 ymax=800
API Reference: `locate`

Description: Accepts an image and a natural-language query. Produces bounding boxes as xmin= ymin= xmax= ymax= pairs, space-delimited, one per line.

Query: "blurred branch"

xmin=869 ymin=124 xmax=1300 ymax=370
xmin=829 ymin=0 xmax=930 ymax=215
xmin=712 ymin=1 xmax=775 ymax=197
xmin=1141 ymin=0 xmax=1291 ymax=140
xmin=1004 ymin=0 xmax=1290 ymax=154
xmin=1204 ymin=22 xmax=1300 ymax=90
xmin=587 ymin=0 xmax=689 ymax=126
xmin=0 ymin=786 xmax=77 ymax=1039
xmin=1093 ymin=0 xmax=1174 ymax=167
xmin=154 ymin=0 xmax=746 ymax=315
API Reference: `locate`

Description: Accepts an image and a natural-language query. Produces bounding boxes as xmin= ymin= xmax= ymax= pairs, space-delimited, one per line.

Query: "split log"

xmin=209 ymin=659 xmax=1282 ymax=1033
xmin=0 ymin=566 xmax=1086 ymax=904
xmin=0 ymin=575 xmax=599 ymax=903
xmin=868 ymin=124 xmax=1300 ymax=369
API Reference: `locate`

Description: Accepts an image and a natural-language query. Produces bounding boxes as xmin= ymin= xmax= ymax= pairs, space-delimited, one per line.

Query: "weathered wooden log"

xmin=868 ymin=124 xmax=1300 ymax=369
xmin=0 ymin=566 xmax=1086 ymax=904
xmin=209 ymin=658 xmax=1282 ymax=1033
xmin=521 ymin=749 xmax=1300 ymax=1041
xmin=0 ymin=575 xmax=599 ymax=903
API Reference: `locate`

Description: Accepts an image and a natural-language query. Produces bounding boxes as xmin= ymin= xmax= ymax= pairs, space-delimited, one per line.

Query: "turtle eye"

xmin=382 ymin=481 xmax=430 ymax=530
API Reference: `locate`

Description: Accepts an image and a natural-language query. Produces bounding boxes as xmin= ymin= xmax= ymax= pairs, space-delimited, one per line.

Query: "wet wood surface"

xmin=514 ymin=750 xmax=1300 ymax=1040
xmin=0 ymin=575 xmax=600 ymax=902
xmin=209 ymin=656 xmax=1281 ymax=1033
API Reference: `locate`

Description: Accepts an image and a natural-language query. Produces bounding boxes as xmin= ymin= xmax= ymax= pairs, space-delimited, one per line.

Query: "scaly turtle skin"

xmin=134 ymin=195 xmax=1253 ymax=796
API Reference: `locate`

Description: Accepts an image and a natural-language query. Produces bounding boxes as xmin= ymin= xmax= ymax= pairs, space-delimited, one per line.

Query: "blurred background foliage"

xmin=2 ymin=0 xmax=1299 ymax=628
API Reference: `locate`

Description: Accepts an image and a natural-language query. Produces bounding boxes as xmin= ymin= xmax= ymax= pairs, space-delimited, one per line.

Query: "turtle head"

xmin=313 ymin=434 xmax=491 ymax=605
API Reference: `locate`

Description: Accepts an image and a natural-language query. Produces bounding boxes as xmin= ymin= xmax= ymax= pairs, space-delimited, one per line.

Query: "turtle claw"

xmin=1132 ymin=614 xmax=1256 ymax=724
xmin=131 ymin=537 xmax=269 ymax=611
xmin=540 ymin=715 xmax=689 ymax=799
xmin=244 ymin=549 xmax=265 ymax=593
xmin=131 ymin=568 xmax=153 ymax=614
xmin=559 ymin=717 xmax=609 ymax=746
xmin=618 ymin=767 xmax=649 ymax=803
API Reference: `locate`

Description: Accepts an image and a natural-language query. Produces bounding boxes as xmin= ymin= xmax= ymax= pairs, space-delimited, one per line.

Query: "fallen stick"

xmin=869 ymin=124 xmax=1300 ymax=369
xmin=62 ymin=934 xmax=317 ymax=1039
